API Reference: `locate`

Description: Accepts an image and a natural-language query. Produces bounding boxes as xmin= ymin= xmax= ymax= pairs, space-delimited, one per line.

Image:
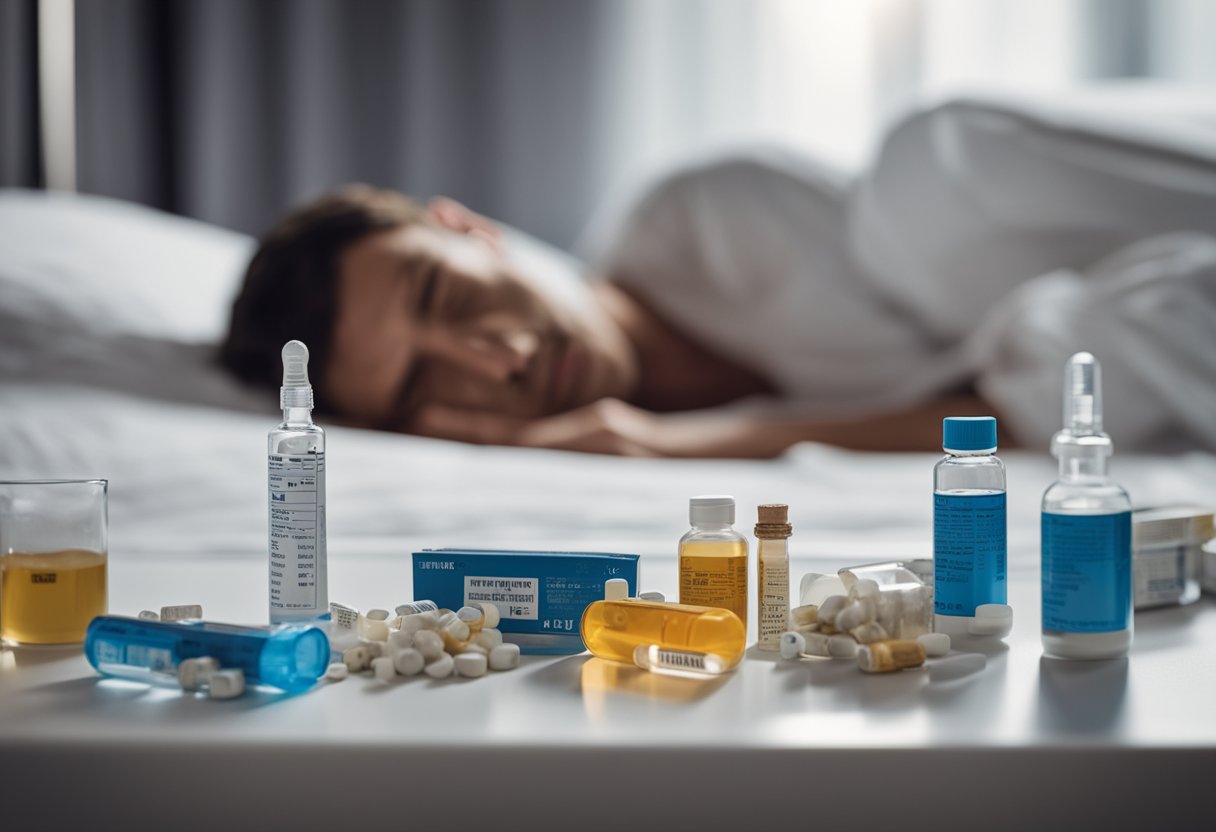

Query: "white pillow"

xmin=0 ymin=189 xmax=254 ymax=343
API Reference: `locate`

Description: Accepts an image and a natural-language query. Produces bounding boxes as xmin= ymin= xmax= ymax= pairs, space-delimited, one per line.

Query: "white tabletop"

xmin=3 ymin=547 xmax=1213 ymax=830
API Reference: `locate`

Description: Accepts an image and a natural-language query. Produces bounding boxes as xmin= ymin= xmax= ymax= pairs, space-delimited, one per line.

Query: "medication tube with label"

xmin=1041 ymin=352 xmax=1132 ymax=660
xmin=268 ymin=340 xmax=328 ymax=624
xmin=84 ymin=615 xmax=329 ymax=693
xmin=755 ymin=503 xmax=791 ymax=651
xmin=580 ymin=598 xmax=747 ymax=674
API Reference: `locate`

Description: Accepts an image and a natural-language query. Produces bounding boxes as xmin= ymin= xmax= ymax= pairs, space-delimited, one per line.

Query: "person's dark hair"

xmin=220 ymin=185 xmax=428 ymax=412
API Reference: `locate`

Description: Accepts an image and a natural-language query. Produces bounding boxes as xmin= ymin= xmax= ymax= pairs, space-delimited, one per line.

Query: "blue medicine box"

xmin=411 ymin=548 xmax=640 ymax=655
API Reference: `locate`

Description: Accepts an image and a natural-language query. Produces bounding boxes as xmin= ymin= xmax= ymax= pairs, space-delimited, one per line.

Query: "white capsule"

xmin=928 ymin=652 xmax=986 ymax=682
xmin=325 ymin=662 xmax=349 ymax=681
xmin=850 ymin=621 xmax=889 ymax=644
xmin=637 ymin=591 xmax=665 ymax=602
xmin=461 ymin=642 xmax=489 ymax=656
xmin=442 ymin=618 xmax=470 ymax=645
xmin=393 ymin=648 xmax=425 ymax=677
xmin=160 ymin=604 xmax=203 ymax=622
xmin=206 ymin=669 xmax=245 ymax=700
xmin=437 ymin=611 xmax=458 ymax=628
xmin=177 ymin=657 xmax=220 ymax=691
xmin=454 ymin=651 xmax=488 ymax=678
xmin=361 ymin=640 xmax=384 ymax=659
xmin=817 ymin=595 xmax=848 ymax=627
xmin=138 ymin=610 xmax=160 ymax=621
xmin=473 ymin=629 xmax=503 ymax=651
xmin=489 ymin=642 xmax=521 ymax=671
xmin=835 ymin=598 xmax=876 ymax=633
xmin=604 ymin=578 xmax=630 ymax=601
xmin=802 ymin=632 xmax=832 ymax=657
xmin=424 ymin=653 xmax=455 ymax=679
xmin=343 ymin=645 xmax=371 ymax=672
xmin=399 ymin=613 xmax=431 ymax=634
xmin=366 ymin=608 xmax=391 ymax=621
xmin=828 ymin=634 xmax=859 ymax=659
xmin=853 ymin=579 xmax=880 ymax=601
xmin=779 ymin=631 xmax=806 ymax=660
xmin=457 ymin=606 xmax=484 ymax=628
xmin=917 ymin=632 xmax=951 ymax=657
xmin=371 ymin=656 xmax=396 ymax=682
xmin=413 ymin=629 xmax=445 ymax=661
xmin=475 ymin=602 xmax=501 ymax=629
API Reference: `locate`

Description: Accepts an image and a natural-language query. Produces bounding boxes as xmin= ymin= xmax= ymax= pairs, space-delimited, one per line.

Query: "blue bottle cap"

xmin=942 ymin=416 xmax=997 ymax=453
xmin=258 ymin=625 xmax=330 ymax=693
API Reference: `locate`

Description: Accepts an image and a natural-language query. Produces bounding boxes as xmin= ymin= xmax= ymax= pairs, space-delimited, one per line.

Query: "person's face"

xmin=326 ymin=222 xmax=637 ymax=428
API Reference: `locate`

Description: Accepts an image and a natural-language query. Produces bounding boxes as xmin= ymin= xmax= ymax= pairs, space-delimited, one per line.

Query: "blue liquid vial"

xmin=1041 ymin=353 xmax=1132 ymax=660
xmin=933 ymin=416 xmax=1008 ymax=638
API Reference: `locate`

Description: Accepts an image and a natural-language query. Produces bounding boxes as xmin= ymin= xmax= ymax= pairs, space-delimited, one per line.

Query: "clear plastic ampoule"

xmin=1041 ymin=352 xmax=1132 ymax=660
xmin=268 ymin=341 xmax=328 ymax=624
xmin=678 ymin=495 xmax=748 ymax=635
xmin=755 ymin=503 xmax=791 ymax=651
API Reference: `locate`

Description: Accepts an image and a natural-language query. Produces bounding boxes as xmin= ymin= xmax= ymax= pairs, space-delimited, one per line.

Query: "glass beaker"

xmin=0 ymin=479 xmax=109 ymax=645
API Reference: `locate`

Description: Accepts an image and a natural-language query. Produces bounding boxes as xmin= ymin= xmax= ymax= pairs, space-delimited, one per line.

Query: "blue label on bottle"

xmin=1041 ymin=511 xmax=1131 ymax=633
xmin=934 ymin=492 xmax=1007 ymax=616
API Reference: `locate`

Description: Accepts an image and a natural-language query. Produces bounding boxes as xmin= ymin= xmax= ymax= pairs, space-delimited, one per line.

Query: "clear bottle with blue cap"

xmin=933 ymin=416 xmax=1008 ymax=638
xmin=1041 ymin=352 xmax=1132 ymax=660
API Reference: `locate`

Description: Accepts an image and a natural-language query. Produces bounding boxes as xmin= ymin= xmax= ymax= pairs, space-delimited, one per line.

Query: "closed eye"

xmin=416 ymin=261 xmax=441 ymax=317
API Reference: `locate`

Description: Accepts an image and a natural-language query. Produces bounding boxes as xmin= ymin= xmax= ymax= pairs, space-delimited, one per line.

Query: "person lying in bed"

xmin=221 ymin=98 xmax=1216 ymax=457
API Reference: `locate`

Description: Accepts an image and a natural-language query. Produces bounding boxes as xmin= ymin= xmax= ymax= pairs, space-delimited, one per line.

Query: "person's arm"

xmin=409 ymin=394 xmax=1007 ymax=458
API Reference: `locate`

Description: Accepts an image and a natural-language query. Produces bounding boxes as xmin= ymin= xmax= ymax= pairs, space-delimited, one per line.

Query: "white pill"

xmin=206 ymin=669 xmax=245 ymax=700
xmin=969 ymin=604 xmax=1013 ymax=638
xmin=817 ymin=595 xmax=848 ymax=626
xmin=361 ymin=640 xmax=384 ymax=659
xmin=461 ymin=642 xmax=489 ymax=656
xmin=454 ymin=651 xmax=488 ymax=678
xmin=177 ymin=657 xmax=220 ymax=691
xmin=437 ymin=611 xmax=457 ymax=626
xmin=975 ymin=603 xmax=1013 ymax=619
xmin=828 ymin=635 xmax=859 ymax=659
xmin=475 ymin=602 xmax=501 ymax=628
xmin=850 ymin=621 xmax=889 ymax=644
xmin=853 ymin=579 xmax=880 ymax=601
xmin=457 ymin=605 xmax=484 ymax=623
xmin=138 ymin=610 xmax=160 ymax=621
xmin=929 ymin=652 xmax=986 ymax=682
xmin=413 ymin=630 xmax=445 ymax=661
xmin=473 ymin=629 xmax=503 ymax=651
xmin=371 ymin=656 xmax=396 ymax=682
xmin=343 ymin=645 xmax=371 ymax=672
xmin=835 ymin=598 xmax=876 ymax=632
xmin=917 ymin=632 xmax=951 ymax=657
xmin=779 ymin=631 xmax=806 ymax=660
xmin=325 ymin=662 xmax=349 ymax=681
xmin=366 ymin=608 xmax=391 ymax=621
xmin=604 ymin=578 xmax=630 ymax=601
xmin=388 ymin=630 xmax=414 ymax=652
xmin=363 ymin=619 xmax=390 ymax=642
xmin=393 ymin=648 xmax=425 ymax=676
xmin=802 ymin=632 xmax=831 ymax=657
xmin=442 ymin=618 xmax=471 ymax=645
xmin=489 ymin=643 xmax=521 ymax=671
xmin=424 ymin=653 xmax=455 ymax=679
xmin=160 ymin=604 xmax=203 ymax=622
xmin=637 ymin=591 xmax=665 ymax=603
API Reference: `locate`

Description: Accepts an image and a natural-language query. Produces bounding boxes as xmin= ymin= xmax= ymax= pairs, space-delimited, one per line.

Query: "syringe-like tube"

xmin=280 ymin=339 xmax=313 ymax=411
xmin=1062 ymin=351 xmax=1103 ymax=436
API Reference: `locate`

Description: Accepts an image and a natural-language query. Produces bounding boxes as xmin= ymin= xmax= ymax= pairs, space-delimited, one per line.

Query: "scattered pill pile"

xmin=779 ymin=580 xmax=992 ymax=678
xmin=330 ymin=601 xmax=521 ymax=683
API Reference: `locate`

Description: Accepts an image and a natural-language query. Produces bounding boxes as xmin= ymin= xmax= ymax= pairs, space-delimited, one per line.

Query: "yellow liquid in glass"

xmin=0 ymin=549 xmax=108 ymax=644
xmin=679 ymin=539 xmax=748 ymax=628
xmin=580 ymin=599 xmax=747 ymax=668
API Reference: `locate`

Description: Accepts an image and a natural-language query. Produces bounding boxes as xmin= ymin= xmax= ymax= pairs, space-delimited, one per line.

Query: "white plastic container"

xmin=1133 ymin=506 xmax=1213 ymax=609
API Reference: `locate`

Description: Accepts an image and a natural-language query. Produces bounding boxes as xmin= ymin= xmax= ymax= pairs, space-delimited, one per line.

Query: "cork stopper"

xmin=755 ymin=503 xmax=792 ymax=539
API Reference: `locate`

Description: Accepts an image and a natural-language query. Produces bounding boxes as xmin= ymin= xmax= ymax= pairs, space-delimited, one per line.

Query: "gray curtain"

xmin=0 ymin=0 xmax=41 ymax=187
xmin=74 ymin=0 xmax=621 ymax=248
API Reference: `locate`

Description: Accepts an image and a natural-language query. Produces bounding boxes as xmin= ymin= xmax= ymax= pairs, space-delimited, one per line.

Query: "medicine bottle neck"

xmin=691 ymin=521 xmax=733 ymax=532
xmin=1053 ymin=433 xmax=1111 ymax=484
xmin=281 ymin=405 xmax=314 ymax=426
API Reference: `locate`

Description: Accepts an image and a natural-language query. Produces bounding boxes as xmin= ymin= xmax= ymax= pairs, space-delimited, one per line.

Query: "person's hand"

xmin=411 ymin=398 xmax=661 ymax=456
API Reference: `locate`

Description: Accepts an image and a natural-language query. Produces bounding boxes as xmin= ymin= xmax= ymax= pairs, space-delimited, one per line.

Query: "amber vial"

xmin=679 ymin=495 xmax=748 ymax=633
xmin=580 ymin=599 xmax=747 ymax=669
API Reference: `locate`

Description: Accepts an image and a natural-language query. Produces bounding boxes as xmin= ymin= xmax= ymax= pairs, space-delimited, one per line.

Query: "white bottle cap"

xmin=604 ymin=579 xmax=629 ymax=601
xmin=280 ymin=340 xmax=314 ymax=410
xmin=690 ymin=495 xmax=735 ymax=525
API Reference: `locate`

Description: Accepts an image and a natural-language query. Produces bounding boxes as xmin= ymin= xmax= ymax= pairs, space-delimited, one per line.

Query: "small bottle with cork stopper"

xmin=755 ymin=504 xmax=792 ymax=651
